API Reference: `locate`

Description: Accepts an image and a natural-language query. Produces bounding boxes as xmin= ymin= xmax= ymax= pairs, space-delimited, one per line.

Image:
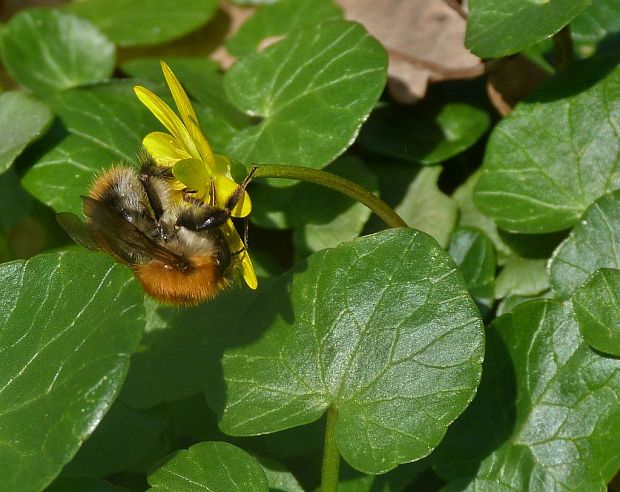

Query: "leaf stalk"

xmin=321 ymin=406 xmax=340 ymax=492
xmin=252 ymin=164 xmax=408 ymax=229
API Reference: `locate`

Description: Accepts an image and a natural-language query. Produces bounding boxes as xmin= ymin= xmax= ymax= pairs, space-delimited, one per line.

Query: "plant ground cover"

xmin=0 ymin=1 xmax=619 ymax=491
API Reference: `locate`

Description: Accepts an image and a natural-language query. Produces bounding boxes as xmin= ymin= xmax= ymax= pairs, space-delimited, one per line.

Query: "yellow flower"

xmin=134 ymin=61 xmax=257 ymax=290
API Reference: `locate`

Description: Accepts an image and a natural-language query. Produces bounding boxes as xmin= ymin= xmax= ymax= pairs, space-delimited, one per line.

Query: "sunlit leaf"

xmin=210 ymin=228 xmax=484 ymax=474
xmin=435 ymin=300 xmax=620 ymax=491
xmin=474 ymin=55 xmax=620 ymax=233
xmin=549 ymin=189 xmax=620 ymax=298
xmin=466 ymin=0 xmax=591 ymax=58
xmin=224 ymin=20 xmax=387 ymax=176
xmin=572 ymin=268 xmax=620 ymax=356
xmin=22 ymin=81 xmax=160 ymax=215
xmin=147 ymin=441 xmax=268 ymax=491
xmin=0 ymin=251 xmax=144 ymax=492
xmin=0 ymin=9 xmax=115 ymax=93
xmin=65 ymin=0 xmax=218 ymax=47
xmin=226 ymin=0 xmax=342 ymax=57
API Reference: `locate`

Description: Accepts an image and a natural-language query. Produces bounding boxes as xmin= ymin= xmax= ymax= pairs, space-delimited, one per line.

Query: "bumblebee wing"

xmin=82 ymin=196 xmax=191 ymax=269
xmin=56 ymin=212 xmax=101 ymax=251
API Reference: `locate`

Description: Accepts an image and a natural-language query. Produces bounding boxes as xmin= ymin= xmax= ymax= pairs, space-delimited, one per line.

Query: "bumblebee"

xmin=57 ymin=155 xmax=254 ymax=305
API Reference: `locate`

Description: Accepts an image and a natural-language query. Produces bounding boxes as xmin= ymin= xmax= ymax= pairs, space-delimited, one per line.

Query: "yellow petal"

xmin=160 ymin=61 xmax=216 ymax=169
xmin=220 ymin=220 xmax=257 ymax=290
xmin=213 ymin=153 xmax=233 ymax=178
xmin=214 ymin=174 xmax=252 ymax=217
xmin=134 ymin=85 xmax=200 ymax=159
xmin=143 ymin=132 xmax=192 ymax=167
xmin=172 ymin=158 xmax=210 ymax=197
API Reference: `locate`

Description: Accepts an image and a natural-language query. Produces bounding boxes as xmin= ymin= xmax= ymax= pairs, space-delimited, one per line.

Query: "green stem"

xmin=553 ymin=25 xmax=574 ymax=71
xmin=321 ymin=406 xmax=340 ymax=492
xmin=252 ymin=164 xmax=408 ymax=229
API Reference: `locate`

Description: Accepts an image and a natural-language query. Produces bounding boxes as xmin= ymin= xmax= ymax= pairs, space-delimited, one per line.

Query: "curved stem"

xmin=321 ymin=406 xmax=340 ymax=492
xmin=252 ymin=164 xmax=408 ymax=229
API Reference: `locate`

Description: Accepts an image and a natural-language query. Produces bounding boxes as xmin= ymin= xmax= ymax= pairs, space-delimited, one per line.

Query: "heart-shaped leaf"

xmin=0 ymin=251 xmax=144 ymax=492
xmin=434 ymin=300 xmax=620 ymax=491
xmin=0 ymin=92 xmax=53 ymax=175
xmin=22 ymin=81 xmax=161 ymax=215
xmin=209 ymin=228 xmax=484 ymax=474
xmin=0 ymin=9 xmax=115 ymax=93
xmin=359 ymin=102 xmax=490 ymax=166
xmin=466 ymin=0 xmax=591 ymax=58
xmin=64 ymin=0 xmax=218 ymax=47
xmin=226 ymin=0 xmax=342 ymax=57
xmin=224 ymin=20 xmax=387 ymax=174
xmin=474 ymin=55 xmax=620 ymax=233
xmin=147 ymin=441 xmax=268 ymax=491
xmin=549 ymin=189 xmax=620 ymax=298
xmin=572 ymin=268 xmax=620 ymax=356
xmin=449 ymin=226 xmax=496 ymax=313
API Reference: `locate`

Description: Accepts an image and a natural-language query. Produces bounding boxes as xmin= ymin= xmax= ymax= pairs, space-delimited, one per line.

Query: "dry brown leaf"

xmin=486 ymin=55 xmax=550 ymax=116
xmin=337 ymin=0 xmax=482 ymax=103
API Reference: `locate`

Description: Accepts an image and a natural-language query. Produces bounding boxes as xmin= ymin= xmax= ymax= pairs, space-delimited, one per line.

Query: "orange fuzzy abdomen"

xmin=133 ymin=255 xmax=231 ymax=305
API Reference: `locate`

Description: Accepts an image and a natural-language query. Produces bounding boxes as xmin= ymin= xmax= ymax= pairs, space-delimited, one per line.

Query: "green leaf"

xmin=474 ymin=55 xmax=620 ymax=233
xmin=22 ymin=81 xmax=161 ymax=215
xmin=466 ymin=0 xmax=591 ymax=58
xmin=210 ymin=228 xmax=484 ymax=474
xmin=434 ymin=300 xmax=620 ymax=490
xmin=571 ymin=0 xmax=620 ymax=56
xmin=394 ymin=166 xmax=458 ymax=248
xmin=224 ymin=20 xmax=387 ymax=175
xmin=121 ymin=57 xmax=251 ymax=151
xmin=63 ymin=401 xmax=169 ymax=477
xmin=147 ymin=441 xmax=269 ymax=491
xmin=258 ymin=457 xmax=305 ymax=492
xmin=572 ymin=268 xmax=620 ymax=356
xmin=0 ymin=9 xmax=115 ymax=93
xmin=449 ymin=227 xmax=496 ymax=313
xmin=0 ymin=92 xmax=53 ymax=175
xmin=0 ymin=251 xmax=144 ymax=492
xmin=359 ymin=102 xmax=490 ymax=166
xmin=65 ymin=0 xmax=218 ymax=47
xmin=495 ymin=257 xmax=550 ymax=299
xmin=47 ymin=477 xmax=130 ymax=492
xmin=226 ymin=0 xmax=342 ymax=57
xmin=549 ymin=189 xmax=620 ymax=297
xmin=452 ymin=170 xmax=512 ymax=261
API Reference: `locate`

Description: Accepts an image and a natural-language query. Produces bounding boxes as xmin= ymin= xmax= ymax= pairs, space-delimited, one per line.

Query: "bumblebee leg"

xmin=226 ymin=166 xmax=258 ymax=210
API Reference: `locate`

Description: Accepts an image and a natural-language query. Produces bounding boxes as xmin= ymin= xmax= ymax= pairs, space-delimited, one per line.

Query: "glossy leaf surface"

xmin=65 ymin=0 xmax=218 ymax=46
xmin=227 ymin=0 xmax=342 ymax=56
xmin=435 ymin=300 xmax=620 ymax=491
xmin=0 ymin=251 xmax=143 ymax=492
xmin=474 ymin=56 xmax=620 ymax=233
xmin=22 ymin=81 xmax=160 ymax=215
xmin=466 ymin=0 xmax=591 ymax=58
xmin=212 ymin=228 xmax=484 ymax=474
xmin=1 ymin=9 xmax=115 ymax=93
xmin=549 ymin=189 xmax=620 ymax=298
xmin=224 ymin=20 xmax=387 ymax=173
xmin=147 ymin=441 xmax=268 ymax=491
xmin=572 ymin=268 xmax=620 ymax=356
